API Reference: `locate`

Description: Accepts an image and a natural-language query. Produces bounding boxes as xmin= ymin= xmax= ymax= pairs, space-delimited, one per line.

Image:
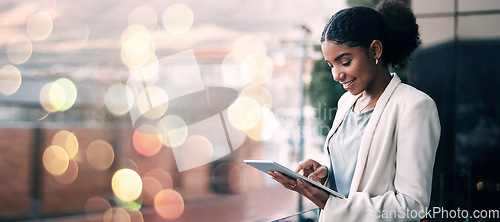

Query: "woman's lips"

xmin=342 ymin=78 xmax=356 ymax=90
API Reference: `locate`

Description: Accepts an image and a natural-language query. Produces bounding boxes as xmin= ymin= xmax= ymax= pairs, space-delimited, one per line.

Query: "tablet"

xmin=244 ymin=160 xmax=344 ymax=199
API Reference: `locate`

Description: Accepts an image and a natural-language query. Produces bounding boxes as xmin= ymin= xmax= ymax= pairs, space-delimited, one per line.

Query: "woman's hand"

xmin=268 ymin=159 xmax=330 ymax=209
xmin=296 ymin=159 xmax=328 ymax=185
xmin=268 ymin=170 xmax=329 ymax=209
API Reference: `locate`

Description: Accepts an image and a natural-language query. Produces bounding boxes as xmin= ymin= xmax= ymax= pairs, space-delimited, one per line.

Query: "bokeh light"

xmin=85 ymin=197 xmax=112 ymax=221
xmin=142 ymin=176 xmax=163 ymax=206
xmin=133 ymin=123 xmax=162 ymax=157
xmin=144 ymin=169 xmax=173 ymax=190
xmin=162 ymin=4 xmax=194 ymax=34
xmin=37 ymin=112 xmax=50 ymax=121
xmin=240 ymin=85 xmax=272 ymax=108
xmin=66 ymin=24 xmax=89 ymax=49
xmin=54 ymin=78 xmax=77 ymax=111
xmin=121 ymin=25 xmax=151 ymax=56
xmin=157 ymin=115 xmax=188 ymax=148
xmin=121 ymin=24 xmax=154 ymax=69
xmin=228 ymin=164 xmax=241 ymax=193
xmin=227 ymin=96 xmax=261 ymax=131
xmin=126 ymin=159 xmax=141 ymax=173
xmin=112 ymin=169 xmax=143 ymax=202
xmin=85 ymin=197 xmax=111 ymax=211
xmin=39 ymin=78 xmax=78 ymax=113
xmin=91 ymin=84 xmax=107 ymax=110
xmin=477 ymin=181 xmax=484 ymax=191
xmin=86 ymin=140 xmax=114 ymax=171
xmin=129 ymin=53 xmax=159 ymax=82
xmin=154 ymin=189 xmax=184 ymax=220
xmin=7 ymin=35 xmax=33 ymax=64
xmin=221 ymin=52 xmax=245 ymax=87
xmin=53 ymin=159 xmax=78 ymax=184
xmin=26 ymin=11 xmax=53 ymax=41
xmin=225 ymin=35 xmax=271 ymax=87
xmin=103 ymin=207 xmax=131 ymax=222
xmin=137 ymin=86 xmax=169 ymax=119
xmin=114 ymin=195 xmax=142 ymax=211
xmin=105 ymin=83 xmax=134 ymax=116
xmin=121 ymin=47 xmax=152 ymax=69
xmin=178 ymin=135 xmax=214 ymax=166
xmin=43 ymin=145 xmax=70 ymax=176
xmin=0 ymin=64 xmax=22 ymax=96
xmin=232 ymin=35 xmax=267 ymax=63
xmin=39 ymin=82 xmax=65 ymax=113
xmin=126 ymin=208 xmax=144 ymax=222
xmin=212 ymin=162 xmax=241 ymax=193
xmin=240 ymin=53 xmax=273 ymax=85
xmin=129 ymin=6 xmax=157 ymax=31
xmin=52 ymin=130 xmax=79 ymax=159
xmin=245 ymin=107 xmax=278 ymax=141
xmin=243 ymin=106 xmax=263 ymax=133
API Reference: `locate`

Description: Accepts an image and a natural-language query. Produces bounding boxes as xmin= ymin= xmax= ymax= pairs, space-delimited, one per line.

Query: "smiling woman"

xmin=269 ymin=0 xmax=441 ymax=221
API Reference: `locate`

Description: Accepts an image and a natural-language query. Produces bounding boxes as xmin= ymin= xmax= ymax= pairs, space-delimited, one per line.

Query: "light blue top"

xmin=328 ymin=107 xmax=373 ymax=197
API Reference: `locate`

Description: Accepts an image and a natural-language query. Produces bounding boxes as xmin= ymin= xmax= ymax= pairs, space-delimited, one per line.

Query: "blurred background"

xmin=0 ymin=0 xmax=499 ymax=221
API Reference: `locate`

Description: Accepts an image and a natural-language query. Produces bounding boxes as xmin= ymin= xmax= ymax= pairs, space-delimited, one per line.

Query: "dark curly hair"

xmin=320 ymin=0 xmax=420 ymax=68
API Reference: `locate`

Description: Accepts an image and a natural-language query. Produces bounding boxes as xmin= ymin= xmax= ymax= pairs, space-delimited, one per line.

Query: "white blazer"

xmin=319 ymin=74 xmax=441 ymax=221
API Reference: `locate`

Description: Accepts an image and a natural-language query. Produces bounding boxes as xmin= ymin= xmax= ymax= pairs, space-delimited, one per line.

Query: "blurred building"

xmin=410 ymin=0 xmax=500 ymax=219
xmin=0 ymin=50 xmax=273 ymax=221
xmin=0 ymin=36 xmax=317 ymax=220
xmin=0 ymin=0 xmax=352 ymax=220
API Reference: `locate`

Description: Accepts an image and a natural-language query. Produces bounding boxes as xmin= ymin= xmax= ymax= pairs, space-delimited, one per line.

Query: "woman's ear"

xmin=370 ymin=40 xmax=383 ymax=60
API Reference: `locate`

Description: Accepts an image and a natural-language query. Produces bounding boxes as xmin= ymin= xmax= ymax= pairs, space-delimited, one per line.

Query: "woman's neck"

xmin=362 ymin=67 xmax=392 ymax=99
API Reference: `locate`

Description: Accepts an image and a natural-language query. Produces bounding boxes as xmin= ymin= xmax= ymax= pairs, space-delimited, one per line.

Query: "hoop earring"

xmin=375 ymin=58 xmax=379 ymax=65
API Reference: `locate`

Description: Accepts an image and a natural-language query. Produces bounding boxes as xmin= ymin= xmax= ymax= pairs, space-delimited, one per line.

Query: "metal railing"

xmin=271 ymin=208 xmax=321 ymax=222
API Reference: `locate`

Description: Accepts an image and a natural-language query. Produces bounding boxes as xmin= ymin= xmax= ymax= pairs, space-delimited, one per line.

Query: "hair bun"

xmin=376 ymin=0 xmax=420 ymax=68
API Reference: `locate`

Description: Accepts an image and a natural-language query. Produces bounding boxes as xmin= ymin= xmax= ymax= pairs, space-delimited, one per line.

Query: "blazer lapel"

xmin=349 ymin=74 xmax=402 ymax=194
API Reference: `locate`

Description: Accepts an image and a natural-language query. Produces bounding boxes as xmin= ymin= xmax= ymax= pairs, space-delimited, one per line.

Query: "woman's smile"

xmin=340 ymin=78 xmax=357 ymax=90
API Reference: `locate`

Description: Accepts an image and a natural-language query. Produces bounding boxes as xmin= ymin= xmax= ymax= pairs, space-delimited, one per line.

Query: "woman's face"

xmin=321 ymin=41 xmax=377 ymax=95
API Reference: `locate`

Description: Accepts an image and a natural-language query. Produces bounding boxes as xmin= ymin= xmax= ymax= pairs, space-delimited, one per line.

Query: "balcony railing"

xmin=271 ymin=208 xmax=320 ymax=222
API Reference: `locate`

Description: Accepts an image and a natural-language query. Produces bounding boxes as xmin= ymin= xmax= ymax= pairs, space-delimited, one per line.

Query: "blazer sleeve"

xmin=319 ymin=94 xmax=441 ymax=221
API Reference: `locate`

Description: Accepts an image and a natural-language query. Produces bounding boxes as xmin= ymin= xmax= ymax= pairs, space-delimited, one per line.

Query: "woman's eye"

xmin=341 ymin=61 xmax=351 ymax=66
xmin=326 ymin=62 xmax=334 ymax=69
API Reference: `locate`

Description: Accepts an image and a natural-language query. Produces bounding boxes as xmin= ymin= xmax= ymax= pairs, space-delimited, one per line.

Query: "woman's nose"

xmin=332 ymin=69 xmax=344 ymax=82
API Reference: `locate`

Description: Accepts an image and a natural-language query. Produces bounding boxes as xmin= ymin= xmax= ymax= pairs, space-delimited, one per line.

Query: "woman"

xmin=269 ymin=0 xmax=441 ymax=221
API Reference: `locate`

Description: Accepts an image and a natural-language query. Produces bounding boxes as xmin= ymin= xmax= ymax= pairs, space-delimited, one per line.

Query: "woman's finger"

xmin=294 ymin=178 xmax=311 ymax=196
xmin=268 ymin=171 xmax=297 ymax=189
xmin=295 ymin=159 xmax=321 ymax=176
xmin=295 ymin=160 xmax=311 ymax=173
xmin=307 ymin=165 xmax=328 ymax=182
